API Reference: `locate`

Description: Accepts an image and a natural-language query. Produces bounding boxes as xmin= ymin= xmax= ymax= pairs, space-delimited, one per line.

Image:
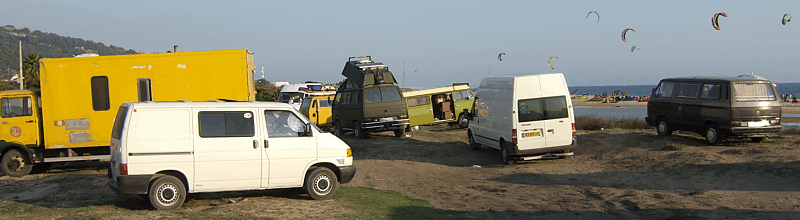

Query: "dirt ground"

xmin=3 ymin=125 xmax=800 ymax=219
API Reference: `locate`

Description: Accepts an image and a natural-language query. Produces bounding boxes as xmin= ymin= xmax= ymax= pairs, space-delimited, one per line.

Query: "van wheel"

xmin=305 ymin=167 xmax=338 ymax=200
xmin=656 ymin=118 xmax=672 ymax=136
xmin=394 ymin=128 xmax=405 ymax=137
xmin=468 ymin=131 xmax=481 ymax=151
xmin=751 ymin=137 xmax=765 ymax=143
xmin=458 ymin=114 xmax=469 ymax=128
xmin=705 ymin=124 xmax=723 ymax=145
xmin=148 ymin=175 xmax=186 ymax=210
xmin=1 ymin=149 xmax=33 ymax=177
xmin=501 ymin=144 xmax=513 ymax=165
xmin=333 ymin=121 xmax=344 ymax=137
xmin=354 ymin=122 xmax=365 ymax=139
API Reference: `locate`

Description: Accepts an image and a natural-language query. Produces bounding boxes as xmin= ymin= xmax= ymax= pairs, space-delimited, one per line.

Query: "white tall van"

xmin=467 ymin=73 xmax=576 ymax=164
xmin=107 ymin=101 xmax=356 ymax=210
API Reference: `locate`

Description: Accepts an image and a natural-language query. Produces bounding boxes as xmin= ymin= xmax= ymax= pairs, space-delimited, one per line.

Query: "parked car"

xmin=467 ymin=73 xmax=576 ymax=165
xmin=108 ymin=101 xmax=355 ymax=210
xmin=299 ymin=95 xmax=335 ymax=128
xmin=403 ymin=83 xmax=474 ymax=130
xmin=646 ymin=76 xmax=782 ymax=145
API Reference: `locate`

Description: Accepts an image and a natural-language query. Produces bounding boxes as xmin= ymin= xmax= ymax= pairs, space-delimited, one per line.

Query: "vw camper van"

xmin=468 ymin=73 xmax=576 ymax=164
xmin=108 ymin=101 xmax=355 ymax=210
xmin=646 ymin=76 xmax=782 ymax=145
xmin=299 ymin=95 xmax=335 ymax=127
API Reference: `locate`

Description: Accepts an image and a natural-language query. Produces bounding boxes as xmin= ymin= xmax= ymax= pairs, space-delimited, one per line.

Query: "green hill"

xmin=0 ymin=25 xmax=140 ymax=79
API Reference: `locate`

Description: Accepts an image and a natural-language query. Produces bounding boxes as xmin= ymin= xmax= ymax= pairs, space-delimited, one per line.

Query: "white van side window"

xmin=700 ymin=84 xmax=722 ymax=100
xmin=265 ymin=110 xmax=307 ymax=138
xmin=198 ymin=111 xmax=255 ymax=137
xmin=656 ymin=82 xmax=674 ymax=97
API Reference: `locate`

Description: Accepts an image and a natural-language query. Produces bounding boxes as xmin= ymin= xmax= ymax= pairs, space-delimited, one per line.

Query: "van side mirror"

xmin=302 ymin=123 xmax=313 ymax=137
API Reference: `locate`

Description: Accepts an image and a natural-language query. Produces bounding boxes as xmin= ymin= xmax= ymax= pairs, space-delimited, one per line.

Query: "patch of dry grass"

xmin=576 ymin=116 xmax=650 ymax=131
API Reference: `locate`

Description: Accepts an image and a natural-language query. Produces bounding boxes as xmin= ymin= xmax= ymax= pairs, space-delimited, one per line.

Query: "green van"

xmin=404 ymin=83 xmax=474 ymax=130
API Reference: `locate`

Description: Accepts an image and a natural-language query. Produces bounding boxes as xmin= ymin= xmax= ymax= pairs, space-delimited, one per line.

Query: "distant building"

xmin=272 ymin=81 xmax=289 ymax=87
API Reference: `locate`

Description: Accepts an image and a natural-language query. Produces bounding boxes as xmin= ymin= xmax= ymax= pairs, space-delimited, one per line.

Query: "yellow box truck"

xmin=0 ymin=49 xmax=256 ymax=177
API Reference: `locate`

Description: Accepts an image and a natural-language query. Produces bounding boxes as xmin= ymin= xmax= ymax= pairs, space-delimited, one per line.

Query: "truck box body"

xmin=37 ymin=49 xmax=255 ymax=150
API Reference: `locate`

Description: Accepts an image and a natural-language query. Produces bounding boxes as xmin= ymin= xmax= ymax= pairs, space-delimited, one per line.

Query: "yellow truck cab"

xmin=0 ymin=49 xmax=256 ymax=177
xmin=299 ymin=95 xmax=334 ymax=127
xmin=403 ymin=83 xmax=475 ymax=130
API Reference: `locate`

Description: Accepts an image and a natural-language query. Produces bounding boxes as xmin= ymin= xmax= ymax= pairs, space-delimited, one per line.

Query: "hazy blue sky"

xmin=2 ymin=0 xmax=799 ymax=88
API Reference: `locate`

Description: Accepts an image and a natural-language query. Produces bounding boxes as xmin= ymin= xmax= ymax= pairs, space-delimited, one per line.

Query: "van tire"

xmin=333 ymin=121 xmax=343 ymax=137
xmin=1 ymin=149 xmax=33 ymax=177
xmin=704 ymin=124 xmax=723 ymax=145
xmin=501 ymin=144 xmax=513 ymax=165
xmin=148 ymin=175 xmax=186 ymax=210
xmin=468 ymin=131 xmax=481 ymax=151
xmin=656 ymin=118 xmax=672 ymax=136
xmin=394 ymin=128 xmax=405 ymax=137
xmin=457 ymin=114 xmax=469 ymax=128
xmin=305 ymin=167 xmax=338 ymax=200
xmin=354 ymin=122 xmax=365 ymax=139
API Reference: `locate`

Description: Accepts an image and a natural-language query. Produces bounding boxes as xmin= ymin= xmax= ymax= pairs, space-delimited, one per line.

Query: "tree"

xmin=255 ymin=79 xmax=282 ymax=101
xmin=22 ymin=52 xmax=42 ymax=89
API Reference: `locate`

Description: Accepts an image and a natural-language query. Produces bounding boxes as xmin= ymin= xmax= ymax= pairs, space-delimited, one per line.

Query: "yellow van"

xmin=403 ymin=83 xmax=474 ymax=130
xmin=300 ymin=95 xmax=335 ymax=127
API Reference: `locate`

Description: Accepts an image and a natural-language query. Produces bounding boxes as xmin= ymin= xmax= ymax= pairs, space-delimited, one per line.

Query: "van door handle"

xmin=559 ymin=120 xmax=564 ymax=123
xmin=312 ymin=113 xmax=316 ymax=117
xmin=253 ymin=140 xmax=258 ymax=149
xmin=1 ymin=122 xmax=6 ymax=124
xmin=264 ymin=140 xmax=269 ymax=148
xmin=26 ymin=120 xmax=34 ymax=123
xmin=547 ymin=129 xmax=554 ymax=132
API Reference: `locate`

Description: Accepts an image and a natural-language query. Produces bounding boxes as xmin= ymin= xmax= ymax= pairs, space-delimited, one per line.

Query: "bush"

xmin=576 ymin=115 xmax=650 ymax=130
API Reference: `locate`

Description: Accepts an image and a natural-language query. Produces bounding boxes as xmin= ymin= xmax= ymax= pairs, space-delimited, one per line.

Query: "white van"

xmin=107 ymin=101 xmax=355 ymax=210
xmin=467 ymin=73 xmax=576 ymax=164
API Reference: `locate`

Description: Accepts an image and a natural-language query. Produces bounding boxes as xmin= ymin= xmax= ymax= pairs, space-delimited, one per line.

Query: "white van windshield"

xmin=734 ymin=83 xmax=776 ymax=101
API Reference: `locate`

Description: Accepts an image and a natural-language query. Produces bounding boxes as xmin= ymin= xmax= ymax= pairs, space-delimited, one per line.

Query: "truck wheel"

xmin=354 ymin=122 xmax=365 ymax=139
xmin=704 ymin=124 xmax=723 ymax=145
xmin=1 ymin=149 xmax=33 ymax=177
xmin=501 ymin=144 xmax=513 ymax=165
xmin=334 ymin=121 xmax=344 ymax=137
xmin=304 ymin=167 xmax=338 ymax=200
xmin=458 ymin=114 xmax=469 ymax=128
xmin=657 ymin=118 xmax=672 ymax=136
xmin=148 ymin=175 xmax=186 ymax=210
xmin=394 ymin=128 xmax=405 ymax=137
xmin=468 ymin=130 xmax=481 ymax=151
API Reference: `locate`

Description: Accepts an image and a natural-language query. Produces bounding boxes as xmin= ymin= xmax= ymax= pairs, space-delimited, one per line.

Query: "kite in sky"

xmin=621 ymin=28 xmax=635 ymax=42
xmin=631 ymin=45 xmax=639 ymax=53
xmin=498 ymin=53 xmax=505 ymax=61
xmin=586 ymin=11 xmax=599 ymax=23
xmin=712 ymin=13 xmax=727 ymax=30
xmin=783 ymin=14 xmax=792 ymax=25
xmin=548 ymin=56 xmax=558 ymax=69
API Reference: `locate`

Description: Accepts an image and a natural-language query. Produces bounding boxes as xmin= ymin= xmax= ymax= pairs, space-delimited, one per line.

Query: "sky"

xmin=1 ymin=0 xmax=799 ymax=89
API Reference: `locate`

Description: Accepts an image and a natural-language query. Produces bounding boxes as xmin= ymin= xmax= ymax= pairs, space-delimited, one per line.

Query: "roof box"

xmin=341 ymin=56 xmax=397 ymax=88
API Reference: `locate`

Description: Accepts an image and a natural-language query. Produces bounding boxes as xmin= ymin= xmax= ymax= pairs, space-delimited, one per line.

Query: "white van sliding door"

xmin=193 ymin=109 xmax=261 ymax=192
xmin=262 ymin=109 xmax=317 ymax=188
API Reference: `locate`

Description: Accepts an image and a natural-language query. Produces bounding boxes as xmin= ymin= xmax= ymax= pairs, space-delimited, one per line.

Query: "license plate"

xmin=523 ymin=131 xmax=541 ymax=138
xmin=748 ymin=120 xmax=769 ymax=127
xmin=379 ymin=117 xmax=394 ymax=122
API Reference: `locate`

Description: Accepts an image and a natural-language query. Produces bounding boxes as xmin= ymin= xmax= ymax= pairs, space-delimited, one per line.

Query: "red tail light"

xmin=119 ymin=164 xmax=128 ymax=175
xmin=512 ymin=129 xmax=517 ymax=143
xmin=572 ymin=123 xmax=576 ymax=137
xmin=398 ymin=115 xmax=408 ymax=119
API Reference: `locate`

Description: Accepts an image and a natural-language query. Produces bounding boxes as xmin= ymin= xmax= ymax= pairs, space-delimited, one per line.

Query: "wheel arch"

xmin=0 ymin=142 xmax=35 ymax=164
xmin=305 ymin=162 xmax=340 ymax=184
xmin=152 ymin=170 xmax=190 ymax=193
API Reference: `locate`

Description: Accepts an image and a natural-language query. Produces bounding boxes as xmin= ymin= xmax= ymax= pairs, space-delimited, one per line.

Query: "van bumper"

xmin=338 ymin=165 xmax=357 ymax=184
xmin=361 ymin=120 xmax=409 ymax=132
xmin=507 ymin=142 xmax=575 ymax=156
xmin=728 ymin=125 xmax=782 ymax=137
xmin=109 ymin=174 xmax=153 ymax=194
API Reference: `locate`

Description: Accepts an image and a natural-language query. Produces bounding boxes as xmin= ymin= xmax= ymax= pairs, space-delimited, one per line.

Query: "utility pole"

xmin=403 ymin=62 xmax=405 ymax=88
xmin=19 ymin=41 xmax=23 ymax=90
